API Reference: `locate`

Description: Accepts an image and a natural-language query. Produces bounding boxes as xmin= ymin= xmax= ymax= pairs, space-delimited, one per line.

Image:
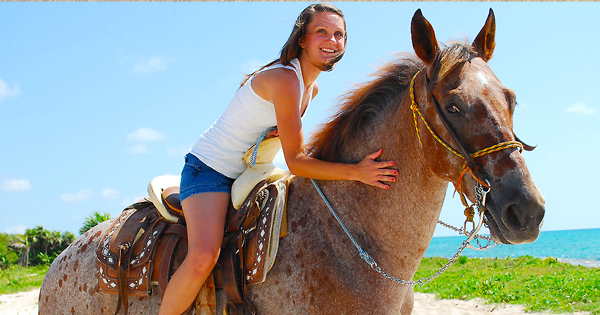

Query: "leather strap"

xmin=115 ymin=243 xmax=130 ymax=315
xmin=514 ymin=133 xmax=536 ymax=151
xmin=221 ymin=232 xmax=244 ymax=304
xmin=158 ymin=224 xmax=188 ymax=297
xmin=227 ymin=180 xmax=267 ymax=232
xmin=158 ymin=234 xmax=180 ymax=298
xmin=115 ymin=213 xmax=159 ymax=315
xmin=427 ymin=87 xmax=489 ymax=185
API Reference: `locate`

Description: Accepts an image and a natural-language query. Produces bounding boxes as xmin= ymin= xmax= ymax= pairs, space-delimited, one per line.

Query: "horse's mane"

xmin=307 ymin=41 xmax=477 ymax=162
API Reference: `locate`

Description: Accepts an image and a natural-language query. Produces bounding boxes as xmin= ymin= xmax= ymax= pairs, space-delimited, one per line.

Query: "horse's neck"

xmin=300 ymin=97 xmax=449 ymax=276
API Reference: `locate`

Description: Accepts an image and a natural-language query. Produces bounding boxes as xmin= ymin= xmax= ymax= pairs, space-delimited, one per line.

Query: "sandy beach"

xmin=0 ymin=288 xmax=590 ymax=315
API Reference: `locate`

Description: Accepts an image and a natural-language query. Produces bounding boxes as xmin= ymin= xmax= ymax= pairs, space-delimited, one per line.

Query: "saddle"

xmin=220 ymin=177 xmax=289 ymax=315
xmin=96 ymin=199 xmax=190 ymax=315
xmin=96 ymin=133 xmax=289 ymax=315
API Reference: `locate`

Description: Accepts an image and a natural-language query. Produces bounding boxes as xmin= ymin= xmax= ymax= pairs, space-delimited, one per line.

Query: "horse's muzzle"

xmin=484 ymin=187 xmax=545 ymax=244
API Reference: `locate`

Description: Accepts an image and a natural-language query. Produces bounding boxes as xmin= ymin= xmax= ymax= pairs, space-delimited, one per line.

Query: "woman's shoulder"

xmin=252 ymin=67 xmax=301 ymax=99
xmin=255 ymin=66 xmax=298 ymax=82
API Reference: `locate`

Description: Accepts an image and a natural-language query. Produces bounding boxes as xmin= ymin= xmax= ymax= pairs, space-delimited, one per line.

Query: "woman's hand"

xmin=354 ymin=148 xmax=397 ymax=190
xmin=265 ymin=128 xmax=279 ymax=139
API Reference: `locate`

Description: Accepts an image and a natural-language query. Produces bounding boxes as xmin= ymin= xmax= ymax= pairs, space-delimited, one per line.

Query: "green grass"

xmin=415 ymin=256 xmax=600 ymax=314
xmin=1 ymin=256 xmax=598 ymax=315
xmin=0 ymin=265 xmax=49 ymax=295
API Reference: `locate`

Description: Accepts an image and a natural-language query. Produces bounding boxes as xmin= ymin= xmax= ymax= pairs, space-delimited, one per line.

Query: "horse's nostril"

xmin=504 ymin=204 xmax=522 ymax=230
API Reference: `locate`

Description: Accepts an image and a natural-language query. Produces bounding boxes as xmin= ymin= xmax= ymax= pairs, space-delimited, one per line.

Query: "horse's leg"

xmin=400 ymin=286 xmax=414 ymax=315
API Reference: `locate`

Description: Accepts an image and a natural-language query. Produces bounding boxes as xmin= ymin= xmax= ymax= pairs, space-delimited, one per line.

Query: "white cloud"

xmin=4 ymin=224 xmax=27 ymax=234
xmin=127 ymin=128 xmax=167 ymax=155
xmin=102 ymin=188 xmax=120 ymax=200
xmin=132 ymin=56 xmax=173 ymax=74
xmin=2 ymin=179 xmax=32 ymax=192
xmin=567 ymin=102 xmax=595 ymax=115
xmin=0 ymin=78 xmax=21 ymax=102
xmin=128 ymin=143 xmax=150 ymax=155
xmin=61 ymin=189 xmax=93 ymax=202
xmin=127 ymin=128 xmax=167 ymax=142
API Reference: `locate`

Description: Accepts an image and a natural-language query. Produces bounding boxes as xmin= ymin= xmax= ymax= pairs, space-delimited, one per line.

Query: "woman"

xmin=158 ymin=4 xmax=397 ymax=314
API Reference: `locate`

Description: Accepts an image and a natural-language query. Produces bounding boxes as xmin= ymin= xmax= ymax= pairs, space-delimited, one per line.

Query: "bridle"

xmin=409 ymin=68 xmax=533 ymax=227
xmin=310 ymin=66 xmax=536 ymax=286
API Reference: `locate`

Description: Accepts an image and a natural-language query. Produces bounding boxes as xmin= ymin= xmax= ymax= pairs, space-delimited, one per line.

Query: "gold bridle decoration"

xmin=408 ymin=69 xmax=524 ymax=223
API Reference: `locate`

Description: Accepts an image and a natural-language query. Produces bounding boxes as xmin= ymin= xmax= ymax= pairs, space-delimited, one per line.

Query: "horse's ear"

xmin=411 ymin=9 xmax=440 ymax=65
xmin=472 ymin=8 xmax=496 ymax=62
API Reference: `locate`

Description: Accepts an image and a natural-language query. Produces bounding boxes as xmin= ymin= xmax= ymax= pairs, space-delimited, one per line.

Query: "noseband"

xmin=310 ymin=68 xmax=535 ymax=286
xmin=409 ymin=68 xmax=525 ymax=223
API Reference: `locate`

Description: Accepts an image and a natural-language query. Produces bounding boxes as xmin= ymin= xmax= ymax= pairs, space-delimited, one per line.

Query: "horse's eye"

xmin=446 ymin=105 xmax=460 ymax=114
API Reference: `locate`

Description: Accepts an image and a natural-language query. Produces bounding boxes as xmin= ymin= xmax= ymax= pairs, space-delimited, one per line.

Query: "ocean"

xmin=424 ymin=228 xmax=600 ymax=268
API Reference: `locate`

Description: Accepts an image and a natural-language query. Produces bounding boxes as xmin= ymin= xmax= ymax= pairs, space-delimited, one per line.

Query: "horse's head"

xmin=410 ymin=9 xmax=545 ymax=244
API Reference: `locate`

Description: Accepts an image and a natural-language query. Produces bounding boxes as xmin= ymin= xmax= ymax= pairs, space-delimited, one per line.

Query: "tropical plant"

xmin=0 ymin=233 xmax=19 ymax=269
xmin=79 ymin=211 xmax=111 ymax=235
xmin=25 ymin=226 xmax=75 ymax=266
xmin=9 ymin=235 xmax=28 ymax=267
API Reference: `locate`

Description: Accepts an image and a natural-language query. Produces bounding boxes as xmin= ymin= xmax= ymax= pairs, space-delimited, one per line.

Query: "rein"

xmin=310 ymin=68 xmax=530 ymax=286
xmin=311 ymin=178 xmax=492 ymax=286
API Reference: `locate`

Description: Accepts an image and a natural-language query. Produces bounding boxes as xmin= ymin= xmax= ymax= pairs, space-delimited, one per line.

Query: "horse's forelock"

xmin=429 ymin=41 xmax=478 ymax=91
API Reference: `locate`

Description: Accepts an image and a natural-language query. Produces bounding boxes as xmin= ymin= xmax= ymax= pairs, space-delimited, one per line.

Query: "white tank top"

xmin=190 ymin=58 xmax=310 ymax=179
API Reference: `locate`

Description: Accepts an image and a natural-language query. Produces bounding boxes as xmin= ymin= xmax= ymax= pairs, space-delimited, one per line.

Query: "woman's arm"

xmin=252 ymin=69 xmax=396 ymax=189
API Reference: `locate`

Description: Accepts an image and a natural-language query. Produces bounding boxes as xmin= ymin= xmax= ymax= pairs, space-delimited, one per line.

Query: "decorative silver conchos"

xmin=98 ymin=264 xmax=117 ymax=288
xmin=248 ymin=202 xmax=269 ymax=280
xmin=129 ymin=225 xmax=160 ymax=267
xmin=128 ymin=265 xmax=148 ymax=290
xmin=99 ymin=208 xmax=135 ymax=265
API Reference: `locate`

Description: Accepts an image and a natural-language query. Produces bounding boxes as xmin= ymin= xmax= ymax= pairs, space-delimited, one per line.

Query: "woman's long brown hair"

xmin=240 ymin=3 xmax=347 ymax=87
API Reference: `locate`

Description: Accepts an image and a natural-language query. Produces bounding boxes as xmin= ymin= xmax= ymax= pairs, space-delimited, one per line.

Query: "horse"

xmin=39 ymin=9 xmax=545 ymax=315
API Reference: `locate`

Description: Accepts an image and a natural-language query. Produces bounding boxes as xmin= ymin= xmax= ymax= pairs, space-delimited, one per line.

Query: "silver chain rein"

xmin=310 ymin=178 xmax=496 ymax=286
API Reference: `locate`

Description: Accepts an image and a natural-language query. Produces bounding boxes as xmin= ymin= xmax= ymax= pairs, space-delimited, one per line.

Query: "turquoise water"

xmin=425 ymin=228 xmax=600 ymax=268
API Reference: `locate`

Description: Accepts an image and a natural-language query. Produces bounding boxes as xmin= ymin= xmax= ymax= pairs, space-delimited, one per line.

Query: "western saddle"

xmin=96 ymin=137 xmax=290 ymax=315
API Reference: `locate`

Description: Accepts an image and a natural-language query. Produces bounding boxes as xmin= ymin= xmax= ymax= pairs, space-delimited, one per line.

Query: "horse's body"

xmin=39 ymin=10 xmax=544 ymax=315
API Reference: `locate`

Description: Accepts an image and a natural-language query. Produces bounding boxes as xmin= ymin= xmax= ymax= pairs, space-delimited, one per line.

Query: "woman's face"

xmin=299 ymin=12 xmax=346 ymax=71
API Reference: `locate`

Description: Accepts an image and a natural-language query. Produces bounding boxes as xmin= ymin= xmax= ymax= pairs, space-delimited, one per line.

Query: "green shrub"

xmin=415 ymin=256 xmax=600 ymax=314
xmin=25 ymin=226 xmax=75 ymax=266
xmin=0 ymin=264 xmax=49 ymax=294
xmin=80 ymin=211 xmax=111 ymax=235
xmin=0 ymin=233 xmax=23 ymax=268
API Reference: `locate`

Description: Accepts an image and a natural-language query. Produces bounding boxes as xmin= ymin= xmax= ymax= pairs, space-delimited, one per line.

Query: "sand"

xmin=0 ymin=288 xmax=590 ymax=315
xmin=0 ymin=289 xmax=40 ymax=315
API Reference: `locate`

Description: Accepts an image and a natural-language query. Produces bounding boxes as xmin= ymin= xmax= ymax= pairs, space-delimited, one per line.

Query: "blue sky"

xmin=1 ymin=2 xmax=598 ymax=238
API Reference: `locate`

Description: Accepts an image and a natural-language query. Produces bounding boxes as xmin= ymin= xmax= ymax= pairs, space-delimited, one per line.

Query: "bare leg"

xmin=158 ymin=192 xmax=230 ymax=315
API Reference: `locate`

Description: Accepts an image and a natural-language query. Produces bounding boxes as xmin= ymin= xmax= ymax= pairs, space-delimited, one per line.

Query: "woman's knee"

xmin=184 ymin=247 xmax=220 ymax=277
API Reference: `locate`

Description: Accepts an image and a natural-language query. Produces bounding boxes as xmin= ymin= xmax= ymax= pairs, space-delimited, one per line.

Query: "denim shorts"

xmin=179 ymin=153 xmax=235 ymax=202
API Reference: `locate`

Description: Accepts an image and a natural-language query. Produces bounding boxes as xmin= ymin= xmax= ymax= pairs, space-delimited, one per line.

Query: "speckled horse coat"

xmin=39 ymin=9 xmax=544 ymax=315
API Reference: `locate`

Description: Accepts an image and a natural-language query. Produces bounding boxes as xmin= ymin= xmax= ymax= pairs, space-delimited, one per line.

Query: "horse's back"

xmin=39 ymin=220 xmax=162 ymax=314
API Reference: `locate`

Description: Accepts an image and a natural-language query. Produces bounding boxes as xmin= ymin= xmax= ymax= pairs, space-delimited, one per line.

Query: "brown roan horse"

xmin=39 ymin=9 xmax=545 ymax=315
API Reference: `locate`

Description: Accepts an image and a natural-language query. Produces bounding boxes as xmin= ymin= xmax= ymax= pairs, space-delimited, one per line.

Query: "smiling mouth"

xmin=320 ymin=48 xmax=337 ymax=53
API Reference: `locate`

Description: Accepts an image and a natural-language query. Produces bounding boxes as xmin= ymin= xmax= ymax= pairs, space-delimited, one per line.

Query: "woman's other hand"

xmin=265 ymin=128 xmax=279 ymax=139
xmin=355 ymin=148 xmax=396 ymax=190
